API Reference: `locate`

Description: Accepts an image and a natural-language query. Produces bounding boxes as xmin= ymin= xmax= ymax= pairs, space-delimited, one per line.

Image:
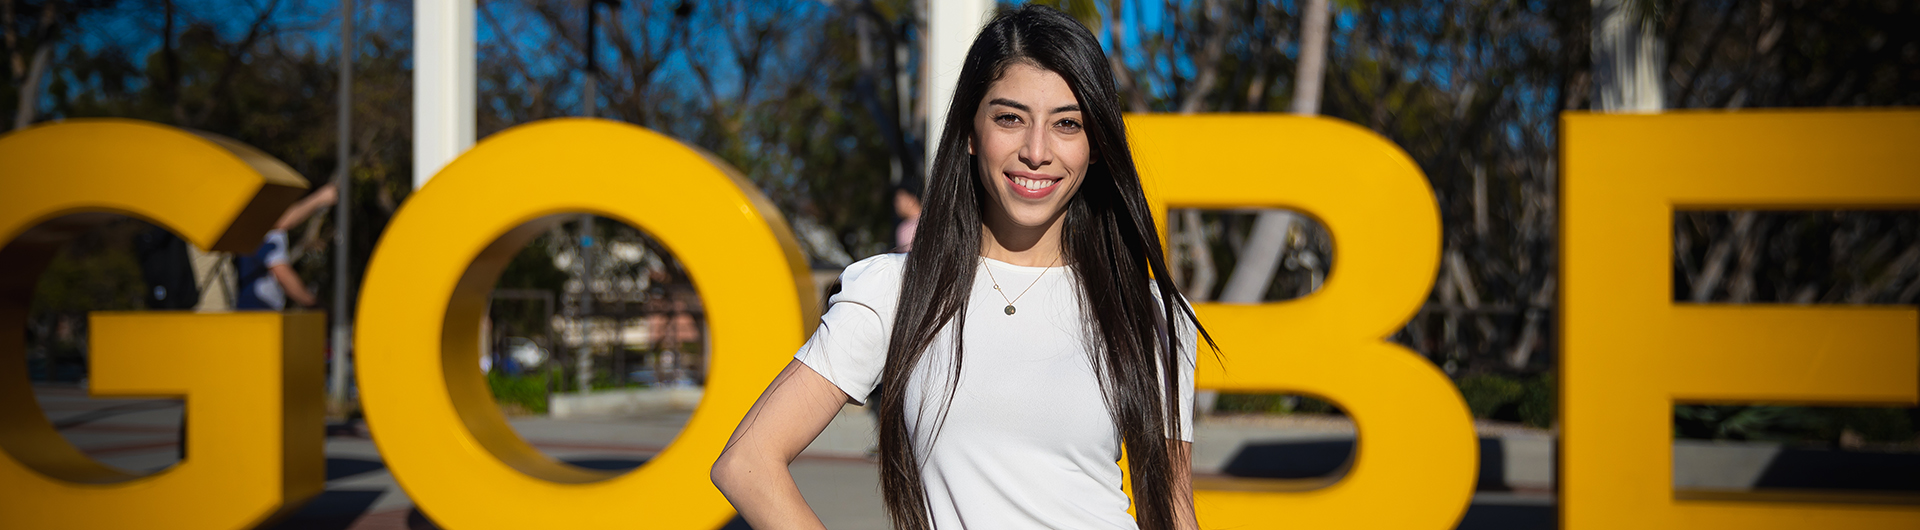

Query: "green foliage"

xmin=1212 ymin=393 xmax=1283 ymax=414
xmin=589 ymin=366 xmax=649 ymax=391
xmin=1674 ymin=405 xmax=1915 ymax=444
xmin=1213 ymin=393 xmax=1340 ymax=415
xmin=1459 ymin=374 xmax=1525 ymax=420
xmin=468 ymin=0 xmax=904 ymax=263
xmin=488 ymin=370 xmax=550 ymax=415
xmin=1455 ymin=372 xmax=1556 ymax=429
xmin=26 ymin=218 xmax=147 ymax=381
xmin=489 ymin=232 xmax=567 ymax=354
xmin=497 ymin=234 xmax=569 ymax=291
xmin=1518 ymin=373 xmax=1556 ymax=429
xmin=1294 ymin=395 xmax=1339 ymax=415
xmin=19 ymin=1 xmax=1918 ymax=452
xmin=48 ymin=6 xmax=422 ymax=318
xmin=29 ymin=228 xmax=146 ymax=315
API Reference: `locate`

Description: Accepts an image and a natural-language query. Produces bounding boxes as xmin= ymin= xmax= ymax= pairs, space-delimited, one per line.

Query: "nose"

xmin=1018 ymin=125 xmax=1051 ymax=169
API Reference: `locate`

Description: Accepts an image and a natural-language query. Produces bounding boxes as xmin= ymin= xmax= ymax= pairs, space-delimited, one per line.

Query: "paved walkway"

xmin=33 ymin=384 xmax=1559 ymax=529
xmin=32 ymin=385 xmax=892 ymax=529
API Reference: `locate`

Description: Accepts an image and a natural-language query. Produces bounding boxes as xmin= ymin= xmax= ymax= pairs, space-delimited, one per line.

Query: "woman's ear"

xmin=967 ymin=135 xmax=975 ymax=156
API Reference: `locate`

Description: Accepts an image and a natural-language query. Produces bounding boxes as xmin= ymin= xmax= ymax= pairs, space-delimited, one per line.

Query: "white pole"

xmin=414 ymin=0 xmax=476 ymax=189
xmin=1592 ymin=0 xmax=1665 ymax=113
xmin=924 ymin=0 xmax=993 ymax=171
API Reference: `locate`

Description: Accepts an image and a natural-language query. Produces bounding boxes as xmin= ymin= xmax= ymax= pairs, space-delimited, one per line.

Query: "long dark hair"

xmin=876 ymin=5 xmax=1214 ymax=529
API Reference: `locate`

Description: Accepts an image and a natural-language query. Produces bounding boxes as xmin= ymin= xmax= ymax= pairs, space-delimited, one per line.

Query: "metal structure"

xmin=329 ymin=0 xmax=356 ymax=416
xmin=583 ymin=0 xmax=619 ymax=119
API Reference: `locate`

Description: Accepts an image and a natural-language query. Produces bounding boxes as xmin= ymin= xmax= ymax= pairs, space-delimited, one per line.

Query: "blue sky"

xmin=51 ymin=0 xmax=1503 ymax=130
xmin=59 ymin=0 xmax=757 ymax=112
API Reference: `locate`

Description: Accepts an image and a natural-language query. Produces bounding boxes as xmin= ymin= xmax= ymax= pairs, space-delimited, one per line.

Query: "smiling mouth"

xmin=1013 ymin=173 xmax=1059 ymax=190
xmin=1008 ymin=173 xmax=1059 ymax=191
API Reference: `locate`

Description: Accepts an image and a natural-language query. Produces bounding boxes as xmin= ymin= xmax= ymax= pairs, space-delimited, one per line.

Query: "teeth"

xmin=1012 ymin=176 xmax=1055 ymax=191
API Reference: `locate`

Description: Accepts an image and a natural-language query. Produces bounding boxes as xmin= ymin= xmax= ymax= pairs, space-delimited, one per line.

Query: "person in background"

xmin=893 ymin=183 xmax=923 ymax=252
xmin=135 ymin=216 xmax=205 ymax=460
xmin=235 ymin=183 xmax=336 ymax=310
xmin=134 ymin=225 xmax=201 ymax=310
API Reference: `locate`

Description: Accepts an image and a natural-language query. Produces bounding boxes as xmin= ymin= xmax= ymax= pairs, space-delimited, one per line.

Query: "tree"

xmin=1216 ymin=0 xmax=1327 ymax=304
xmin=480 ymin=0 xmax=908 ymax=265
xmin=5 ymin=0 xmax=113 ymax=129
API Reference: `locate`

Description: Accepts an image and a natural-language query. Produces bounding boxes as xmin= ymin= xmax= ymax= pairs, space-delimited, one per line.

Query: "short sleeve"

xmin=1173 ymin=303 xmax=1198 ymax=442
xmin=262 ymin=230 xmax=290 ymax=267
xmin=795 ymin=254 xmax=906 ymax=405
xmin=1156 ymin=291 xmax=1200 ymax=442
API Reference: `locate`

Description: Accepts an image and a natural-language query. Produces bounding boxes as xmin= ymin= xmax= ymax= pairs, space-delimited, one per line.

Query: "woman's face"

xmin=971 ymin=62 xmax=1091 ymax=233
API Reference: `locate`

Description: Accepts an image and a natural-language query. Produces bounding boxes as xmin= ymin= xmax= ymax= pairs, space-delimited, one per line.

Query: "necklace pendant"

xmin=1004 ymin=305 xmax=1016 ymax=315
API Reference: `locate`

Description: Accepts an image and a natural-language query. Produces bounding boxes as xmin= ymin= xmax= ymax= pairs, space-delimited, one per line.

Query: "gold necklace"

xmin=982 ymin=254 xmax=1059 ymax=316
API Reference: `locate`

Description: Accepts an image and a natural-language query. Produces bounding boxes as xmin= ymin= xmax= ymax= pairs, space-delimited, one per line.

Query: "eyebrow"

xmin=988 ymin=98 xmax=1081 ymax=114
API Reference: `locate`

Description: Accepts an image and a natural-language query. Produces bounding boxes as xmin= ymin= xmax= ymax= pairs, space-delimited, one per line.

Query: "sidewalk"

xmin=284 ymin=414 xmax=888 ymax=530
xmin=34 ymin=384 xmax=1543 ymax=529
xmin=33 ymin=384 xmax=884 ymax=529
xmin=32 ymin=383 xmax=1917 ymax=529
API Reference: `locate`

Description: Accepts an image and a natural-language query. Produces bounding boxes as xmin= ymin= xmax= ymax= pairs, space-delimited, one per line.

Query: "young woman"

xmin=712 ymin=6 xmax=1211 ymax=529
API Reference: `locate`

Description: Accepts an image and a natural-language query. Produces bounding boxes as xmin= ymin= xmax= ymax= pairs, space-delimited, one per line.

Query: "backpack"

xmin=133 ymin=225 xmax=201 ymax=310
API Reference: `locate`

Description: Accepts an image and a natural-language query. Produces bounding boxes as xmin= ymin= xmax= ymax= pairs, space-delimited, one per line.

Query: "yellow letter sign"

xmin=354 ymin=118 xmax=815 ymax=529
xmin=1562 ymin=110 xmax=1920 ymax=528
xmin=1131 ymin=114 xmax=1479 ymax=529
xmin=15 ymin=111 xmax=1913 ymax=530
xmin=0 ymin=120 xmax=323 ymax=529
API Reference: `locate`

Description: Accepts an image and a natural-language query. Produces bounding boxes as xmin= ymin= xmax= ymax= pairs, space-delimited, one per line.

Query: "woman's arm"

xmin=712 ymin=359 xmax=854 ymax=529
xmin=1170 ymin=439 xmax=1198 ymax=530
xmin=270 ymin=265 xmax=316 ymax=307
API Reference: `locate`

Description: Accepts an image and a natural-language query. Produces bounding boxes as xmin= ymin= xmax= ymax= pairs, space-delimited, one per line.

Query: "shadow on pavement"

xmin=1222 ymin=439 xmax=1353 ymax=479
xmin=259 ymin=490 xmax=384 ymax=530
xmin=252 ymin=437 xmax=1920 ymax=530
xmin=562 ymin=457 xmax=649 ymax=472
xmin=1224 ymin=436 xmax=1556 ymax=529
xmin=406 ymin=508 xmax=440 ymax=529
xmin=325 ymin=457 xmax=385 ymax=481
xmin=1456 ymin=504 xmax=1554 ymax=530
xmin=1222 ymin=437 xmax=1511 ymax=491
xmin=1754 ymin=448 xmax=1920 ymax=491
xmin=384 ymin=458 xmax=651 ymax=529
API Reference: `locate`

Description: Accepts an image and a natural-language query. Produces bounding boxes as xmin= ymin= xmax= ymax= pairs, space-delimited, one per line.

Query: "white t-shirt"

xmin=796 ymin=253 xmax=1196 ymax=529
xmin=250 ymin=229 xmax=292 ymax=310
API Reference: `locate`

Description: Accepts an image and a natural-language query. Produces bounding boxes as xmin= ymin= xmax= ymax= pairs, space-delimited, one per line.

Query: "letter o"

xmin=355 ymin=118 xmax=814 ymax=528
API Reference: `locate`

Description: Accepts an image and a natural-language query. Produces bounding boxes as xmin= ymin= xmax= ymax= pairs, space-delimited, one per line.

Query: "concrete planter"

xmin=548 ymin=386 xmax=704 ymax=418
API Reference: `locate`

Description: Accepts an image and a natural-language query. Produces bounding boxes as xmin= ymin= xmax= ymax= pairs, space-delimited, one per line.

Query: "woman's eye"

xmin=994 ymin=114 xmax=1023 ymax=127
xmin=1055 ymin=119 xmax=1083 ymax=132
